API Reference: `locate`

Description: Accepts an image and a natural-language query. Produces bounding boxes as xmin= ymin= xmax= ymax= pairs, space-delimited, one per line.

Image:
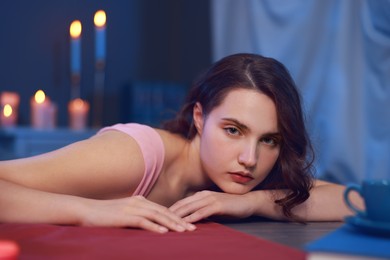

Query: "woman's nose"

xmin=238 ymin=143 xmax=257 ymax=168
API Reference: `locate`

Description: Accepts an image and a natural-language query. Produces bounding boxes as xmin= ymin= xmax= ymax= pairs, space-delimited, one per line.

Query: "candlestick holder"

xmin=71 ymin=73 xmax=81 ymax=100
xmin=93 ymin=60 xmax=105 ymax=127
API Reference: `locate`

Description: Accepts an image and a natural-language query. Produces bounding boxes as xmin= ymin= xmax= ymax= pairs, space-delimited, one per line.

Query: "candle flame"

xmin=35 ymin=90 xmax=46 ymax=104
xmin=70 ymin=20 xmax=82 ymax=38
xmin=3 ymin=104 xmax=12 ymax=117
xmin=73 ymin=98 xmax=85 ymax=109
xmin=94 ymin=10 xmax=106 ymax=27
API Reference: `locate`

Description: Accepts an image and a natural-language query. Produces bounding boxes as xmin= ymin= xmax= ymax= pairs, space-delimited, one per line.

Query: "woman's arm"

xmin=0 ymin=131 xmax=145 ymax=199
xmin=0 ymin=178 xmax=85 ymax=224
xmin=170 ymin=180 xmax=365 ymax=222
xmin=0 ymin=131 xmax=194 ymax=232
xmin=246 ymin=180 xmax=365 ymax=221
xmin=0 ymin=179 xmax=194 ymax=233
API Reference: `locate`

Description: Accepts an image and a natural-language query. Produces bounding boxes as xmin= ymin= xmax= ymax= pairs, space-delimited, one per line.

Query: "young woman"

xmin=0 ymin=53 xmax=362 ymax=233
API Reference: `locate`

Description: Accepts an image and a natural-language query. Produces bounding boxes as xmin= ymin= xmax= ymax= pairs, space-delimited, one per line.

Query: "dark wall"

xmin=0 ymin=0 xmax=211 ymax=127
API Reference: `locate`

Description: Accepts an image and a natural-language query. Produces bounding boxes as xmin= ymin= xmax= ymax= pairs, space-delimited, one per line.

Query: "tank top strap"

xmin=98 ymin=123 xmax=165 ymax=196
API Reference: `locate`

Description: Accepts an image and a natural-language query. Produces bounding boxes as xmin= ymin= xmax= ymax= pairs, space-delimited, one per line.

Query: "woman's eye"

xmin=224 ymin=127 xmax=240 ymax=136
xmin=261 ymin=137 xmax=278 ymax=146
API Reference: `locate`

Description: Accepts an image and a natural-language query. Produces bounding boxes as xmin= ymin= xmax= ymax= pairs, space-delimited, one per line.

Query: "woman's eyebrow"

xmin=221 ymin=117 xmax=280 ymax=136
xmin=221 ymin=118 xmax=249 ymax=131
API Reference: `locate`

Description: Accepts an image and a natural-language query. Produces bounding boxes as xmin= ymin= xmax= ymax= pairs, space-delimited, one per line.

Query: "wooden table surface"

xmin=218 ymin=217 xmax=343 ymax=249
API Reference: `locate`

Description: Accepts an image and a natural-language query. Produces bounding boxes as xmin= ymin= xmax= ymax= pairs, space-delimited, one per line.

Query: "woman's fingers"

xmin=170 ymin=191 xmax=210 ymax=213
xmin=169 ymin=191 xmax=254 ymax=223
xmin=135 ymin=200 xmax=196 ymax=232
xmin=169 ymin=191 xmax=220 ymax=221
xmin=128 ymin=215 xmax=170 ymax=233
xmin=117 ymin=196 xmax=196 ymax=232
xmin=182 ymin=205 xmax=215 ymax=223
xmin=83 ymin=196 xmax=196 ymax=233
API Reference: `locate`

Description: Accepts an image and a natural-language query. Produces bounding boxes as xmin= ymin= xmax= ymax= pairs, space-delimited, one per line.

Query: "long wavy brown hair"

xmin=163 ymin=53 xmax=314 ymax=221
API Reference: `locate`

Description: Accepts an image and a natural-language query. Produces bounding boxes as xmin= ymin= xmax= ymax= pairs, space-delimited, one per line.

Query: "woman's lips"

xmin=229 ymin=172 xmax=254 ymax=184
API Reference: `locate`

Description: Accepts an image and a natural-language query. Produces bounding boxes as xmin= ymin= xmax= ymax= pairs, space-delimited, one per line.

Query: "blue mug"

xmin=344 ymin=180 xmax=390 ymax=222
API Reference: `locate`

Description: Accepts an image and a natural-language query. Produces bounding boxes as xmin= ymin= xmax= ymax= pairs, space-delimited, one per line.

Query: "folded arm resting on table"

xmin=170 ymin=180 xmax=365 ymax=222
xmin=0 ymin=132 xmax=194 ymax=233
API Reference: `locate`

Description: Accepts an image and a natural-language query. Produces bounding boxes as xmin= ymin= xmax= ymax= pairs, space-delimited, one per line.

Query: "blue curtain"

xmin=211 ymin=0 xmax=390 ymax=183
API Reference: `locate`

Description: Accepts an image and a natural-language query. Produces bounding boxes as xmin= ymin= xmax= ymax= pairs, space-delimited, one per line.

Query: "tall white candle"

xmin=94 ymin=10 xmax=106 ymax=63
xmin=70 ymin=20 xmax=82 ymax=75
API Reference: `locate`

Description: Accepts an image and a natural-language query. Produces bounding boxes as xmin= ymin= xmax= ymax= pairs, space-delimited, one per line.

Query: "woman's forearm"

xmin=246 ymin=182 xmax=364 ymax=221
xmin=0 ymin=179 xmax=196 ymax=233
xmin=0 ymin=179 xmax=85 ymax=225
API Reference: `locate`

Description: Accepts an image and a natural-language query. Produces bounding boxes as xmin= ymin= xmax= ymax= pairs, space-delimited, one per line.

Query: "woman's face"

xmin=194 ymin=88 xmax=281 ymax=194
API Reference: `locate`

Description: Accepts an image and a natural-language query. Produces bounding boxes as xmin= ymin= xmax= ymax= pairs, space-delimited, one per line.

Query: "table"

xmin=0 ymin=219 xmax=342 ymax=259
xmin=220 ymin=217 xmax=343 ymax=248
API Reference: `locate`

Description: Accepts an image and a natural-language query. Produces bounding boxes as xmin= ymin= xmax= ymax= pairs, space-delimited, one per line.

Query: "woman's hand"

xmin=80 ymin=195 xmax=196 ymax=233
xmin=169 ymin=191 xmax=255 ymax=223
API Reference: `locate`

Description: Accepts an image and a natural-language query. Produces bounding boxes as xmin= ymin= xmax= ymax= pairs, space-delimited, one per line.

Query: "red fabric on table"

xmin=0 ymin=222 xmax=305 ymax=260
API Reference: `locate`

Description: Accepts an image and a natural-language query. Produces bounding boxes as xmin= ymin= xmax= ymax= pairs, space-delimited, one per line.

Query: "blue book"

xmin=305 ymin=224 xmax=390 ymax=259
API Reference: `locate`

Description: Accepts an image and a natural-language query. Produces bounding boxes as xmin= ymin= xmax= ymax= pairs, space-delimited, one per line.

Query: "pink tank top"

xmin=98 ymin=123 xmax=165 ymax=197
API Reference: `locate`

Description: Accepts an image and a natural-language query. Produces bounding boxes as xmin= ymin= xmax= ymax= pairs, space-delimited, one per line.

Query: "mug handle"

xmin=343 ymin=184 xmax=365 ymax=216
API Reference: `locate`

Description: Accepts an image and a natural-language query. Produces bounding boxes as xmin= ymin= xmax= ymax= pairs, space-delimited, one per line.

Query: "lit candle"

xmin=0 ymin=92 xmax=20 ymax=127
xmin=68 ymin=98 xmax=90 ymax=130
xmin=70 ymin=20 xmax=82 ymax=75
xmin=94 ymin=10 xmax=106 ymax=63
xmin=30 ymin=90 xmax=57 ymax=129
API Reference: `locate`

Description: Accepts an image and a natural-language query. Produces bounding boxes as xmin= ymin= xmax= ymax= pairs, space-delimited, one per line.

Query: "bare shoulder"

xmin=155 ymin=129 xmax=187 ymax=160
xmin=0 ymin=130 xmax=146 ymax=199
